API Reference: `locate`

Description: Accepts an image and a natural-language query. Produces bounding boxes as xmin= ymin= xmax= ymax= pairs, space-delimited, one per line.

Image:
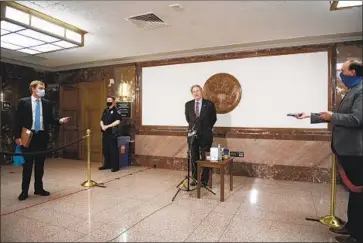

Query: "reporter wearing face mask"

xmin=14 ymin=80 xmax=70 ymax=201
xmin=297 ymin=59 xmax=362 ymax=243
xmin=99 ymin=96 xmax=121 ymax=172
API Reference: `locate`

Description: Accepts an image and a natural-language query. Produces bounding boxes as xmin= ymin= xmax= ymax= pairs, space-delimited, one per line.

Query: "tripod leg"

xmin=202 ymin=184 xmax=216 ymax=195
xmin=172 ymin=188 xmax=182 ymax=201
xmin=176 ymin=178 xmax=186 ymax=188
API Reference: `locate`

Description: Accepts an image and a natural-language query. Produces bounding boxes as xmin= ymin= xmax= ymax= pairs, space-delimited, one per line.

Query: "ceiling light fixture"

xmin=330 ymin=1 xmax=363 ymax=10
xmin=0 ymin=1 xmax=87 ymax=55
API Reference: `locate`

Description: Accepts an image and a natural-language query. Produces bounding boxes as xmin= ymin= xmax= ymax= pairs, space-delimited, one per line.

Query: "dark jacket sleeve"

xmin=185 ymin=102 xmax=190 ymax=124
xmin=14 ymin=99 xmax=24 ymax=139
xmin=310 ymin=113 xmax=327 ymax=124
xmin=331 ymin=91 xmax=363 ymax=128
xmin=210 ymin=101 xmax=217 ymax=127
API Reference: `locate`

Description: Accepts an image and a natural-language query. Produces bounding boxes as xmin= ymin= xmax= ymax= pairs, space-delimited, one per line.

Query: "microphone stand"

xmin=172 ymin=128 xmax=215 ymax=201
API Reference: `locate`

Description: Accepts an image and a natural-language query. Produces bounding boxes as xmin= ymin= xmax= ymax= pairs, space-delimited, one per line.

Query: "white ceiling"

xmin=1 ymin=1 xmax=362 ymax=71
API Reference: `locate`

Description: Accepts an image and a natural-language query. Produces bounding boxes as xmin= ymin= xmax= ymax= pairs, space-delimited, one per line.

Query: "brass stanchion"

xmin=81 ymin=129 xmax=103 ymax=188
xmin=306 ymin=154 xmax=344 ymax=228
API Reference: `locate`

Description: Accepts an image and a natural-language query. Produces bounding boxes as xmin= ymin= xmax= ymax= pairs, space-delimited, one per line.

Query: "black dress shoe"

xmin=201 ymin=182 xmax=209 ymax=188
xmin=335 ymin=236 xmax=357 ymax=243
xmin=98 ymin=166 xmax=108 ymax=170
xmin=18 ymin=192 xmax=28 ymax=201
xmin=330 ymin=226 xmax=350 ymax=235
xmin=111 ymin=168 xmax=119 ymax=172
xmin=34 ymin=190 xmax=50 ymax=196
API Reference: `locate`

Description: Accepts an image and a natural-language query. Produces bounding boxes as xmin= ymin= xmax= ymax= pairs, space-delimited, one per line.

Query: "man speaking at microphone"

xmin=185 ymin=85 xmax=217 ymax=187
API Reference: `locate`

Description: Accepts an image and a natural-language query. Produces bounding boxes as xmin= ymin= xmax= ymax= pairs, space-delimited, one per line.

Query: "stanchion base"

xmin=319 ymin=215 xmax=345 ymax=228
xmin=81 ymin=180 xmax=99 ymax=188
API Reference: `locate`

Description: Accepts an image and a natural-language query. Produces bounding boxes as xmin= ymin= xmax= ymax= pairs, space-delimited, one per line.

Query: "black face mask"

xmin=106 ymin=102 xmax=112 ymax=107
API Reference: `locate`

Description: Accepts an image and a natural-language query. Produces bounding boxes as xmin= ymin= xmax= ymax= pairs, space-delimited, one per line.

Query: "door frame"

xmin=78 ymin=81 xmax=107 ymax=162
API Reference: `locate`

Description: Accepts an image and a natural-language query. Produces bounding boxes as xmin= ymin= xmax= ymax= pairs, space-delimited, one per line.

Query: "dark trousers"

xmin=102 ymin=132 xmax=119 ymax=170
xmin=189 ymin=136 xmax=211 ymax=184
xmin=21 ymin=131 xmax=47 ymax=193
xmin=337 ymin=155 xmax=363 ymax=241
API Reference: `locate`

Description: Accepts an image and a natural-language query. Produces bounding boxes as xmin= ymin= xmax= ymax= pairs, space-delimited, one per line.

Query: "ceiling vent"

xmin=26 ymin=1 xmax=61 ymax=8
xmin=125 ymin=13 xmax=167 ymax=30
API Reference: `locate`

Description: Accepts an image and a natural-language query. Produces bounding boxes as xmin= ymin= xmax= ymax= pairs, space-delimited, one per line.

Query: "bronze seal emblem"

xmin=203 ymin=73 xmax=242 ymax=114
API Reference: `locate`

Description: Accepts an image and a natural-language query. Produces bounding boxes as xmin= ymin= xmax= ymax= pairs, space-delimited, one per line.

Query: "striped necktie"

xmin=195 ymin=101 xmax=199 ymax=118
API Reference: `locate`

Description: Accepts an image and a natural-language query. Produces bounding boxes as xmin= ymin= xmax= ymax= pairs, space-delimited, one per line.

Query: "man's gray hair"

xmin=190 ymin=85 xmax=202 ymax=93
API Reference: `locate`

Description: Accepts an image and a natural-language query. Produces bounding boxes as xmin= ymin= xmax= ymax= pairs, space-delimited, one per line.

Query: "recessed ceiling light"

xmin=0 ymin=1 xmax=87 ymax=55
xmin=17 ymin=48 xmax=41 ymax=54
xmin=32 ymin=43 xmax=63 ymax=52
xmin=5 ymin=6 xmax=30 ymax=25
xmin=1 ymin=29 xmax=10 ymax=35
xmin=0 ymin=20 xmax=25 ymax=32
xmin=53 ymin=40 xmax=77 ymax=48
xmin=1 ymin=41 xmax=22 ymax=50
xmin=17 ymin=29 xmax=60 ymax=43
xmin=1 ymin=33 xmax=44 ymax=47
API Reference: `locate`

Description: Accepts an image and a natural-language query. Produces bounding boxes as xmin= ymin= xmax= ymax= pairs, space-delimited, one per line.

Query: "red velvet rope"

xmin=336 ymin=161 xmax=363 ymax=193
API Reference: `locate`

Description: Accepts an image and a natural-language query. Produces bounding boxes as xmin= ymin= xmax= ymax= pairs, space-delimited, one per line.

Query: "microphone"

xmin=187 ymin=130 xmax=197 ymax=137
xmin=287 ymin=113 xmax=302 ymax=118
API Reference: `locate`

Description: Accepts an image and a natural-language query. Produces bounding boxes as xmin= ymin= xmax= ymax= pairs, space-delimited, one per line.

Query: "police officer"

xmin=99 ymin=96 xmax=121 ymax=172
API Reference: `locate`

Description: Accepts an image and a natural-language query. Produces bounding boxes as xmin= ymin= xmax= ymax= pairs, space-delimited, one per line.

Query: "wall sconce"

xmin=119 ymin=82 xmax=130 ymax=101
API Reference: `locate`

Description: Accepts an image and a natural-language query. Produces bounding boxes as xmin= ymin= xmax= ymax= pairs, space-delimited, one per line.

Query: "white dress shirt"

xmin=31 ymin=95 xmax=44 ymax=131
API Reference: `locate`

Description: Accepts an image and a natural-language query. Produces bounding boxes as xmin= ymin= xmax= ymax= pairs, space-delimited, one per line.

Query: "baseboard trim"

xmin=134 ymin=155 xmax=339 ymax=184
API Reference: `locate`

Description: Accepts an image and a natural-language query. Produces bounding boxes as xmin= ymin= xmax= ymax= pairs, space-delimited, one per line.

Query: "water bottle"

xmin=217 ymin=144 xmax=222 ymax=161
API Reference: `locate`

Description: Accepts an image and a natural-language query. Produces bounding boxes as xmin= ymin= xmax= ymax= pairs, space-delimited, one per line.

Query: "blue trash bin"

xmin=118 ymin=136 xmax=130 ymax=168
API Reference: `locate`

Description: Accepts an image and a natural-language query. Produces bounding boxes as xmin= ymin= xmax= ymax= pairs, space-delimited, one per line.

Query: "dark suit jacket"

xmin=185 ymin=99 xmax=217 ymax=142
xmin=14 ymin=97 xmax=60 ymax=141
xmin=311 ymin=81 xmax=362 ymax=156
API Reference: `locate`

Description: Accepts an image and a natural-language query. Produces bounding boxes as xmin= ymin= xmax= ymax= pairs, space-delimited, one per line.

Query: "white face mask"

xmin=37 ymin=89 xmax=45 ymax=97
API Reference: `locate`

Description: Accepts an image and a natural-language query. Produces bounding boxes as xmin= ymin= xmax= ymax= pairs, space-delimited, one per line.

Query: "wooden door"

xmin=78 ymin=81 xmax=106 ymax=163
xmin=59 ymin=85 xmax=80 ymax=159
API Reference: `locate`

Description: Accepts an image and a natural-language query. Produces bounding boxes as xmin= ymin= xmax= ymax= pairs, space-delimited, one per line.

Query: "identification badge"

xmin=111 ymin=111 xmax=113 ymax=114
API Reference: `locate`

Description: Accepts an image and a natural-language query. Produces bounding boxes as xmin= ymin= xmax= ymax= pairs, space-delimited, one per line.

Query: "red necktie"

xmin=195 ymin=101 xmax=199 ymax=118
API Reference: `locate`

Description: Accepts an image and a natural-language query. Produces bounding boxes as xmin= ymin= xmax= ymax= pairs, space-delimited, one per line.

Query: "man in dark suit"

xmin=14 ymin=80 xmax=70 ymax=201
xmin=297 ymin=59 xmax=362 ymax=243
xmin=185 ymin=85 xmax=217 ymax=186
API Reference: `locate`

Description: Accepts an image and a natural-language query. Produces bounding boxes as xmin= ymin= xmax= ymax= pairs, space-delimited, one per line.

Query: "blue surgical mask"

xmin=340 ymin=73 xmax=361 ymax=88
xmin=37 ymin=89 xmax=45 ymax=97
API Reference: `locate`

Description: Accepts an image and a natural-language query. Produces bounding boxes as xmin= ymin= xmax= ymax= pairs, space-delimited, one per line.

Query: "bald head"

xmin=341 ymin=59 xmax=363 ymax=77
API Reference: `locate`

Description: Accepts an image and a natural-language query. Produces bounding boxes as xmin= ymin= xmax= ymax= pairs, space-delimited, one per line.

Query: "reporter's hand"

xmin=296 ymin=112 xmax=310 ymax=119
xmin=15 ymin=138 xmax=22 ymax=146
xmin=319 ymin=111 xmax=333 ymax=121
xmin=60 ymin=117 xmax=70 ymax=124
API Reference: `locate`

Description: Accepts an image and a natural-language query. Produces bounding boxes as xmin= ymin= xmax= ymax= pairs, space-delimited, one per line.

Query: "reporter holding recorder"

xmin=296 ymin=59 xmax=362 ymax=243
xmin=14 ymin=80 xmax=70 ymax=201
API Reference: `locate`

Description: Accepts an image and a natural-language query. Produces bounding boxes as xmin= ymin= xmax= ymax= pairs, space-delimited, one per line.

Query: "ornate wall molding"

xmin=135 ymin=44 xmax=335 ymax=140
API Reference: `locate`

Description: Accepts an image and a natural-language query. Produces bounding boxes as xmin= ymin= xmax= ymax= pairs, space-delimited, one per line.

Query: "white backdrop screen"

xmin=142 ymin=51 xmax=329 ymax=129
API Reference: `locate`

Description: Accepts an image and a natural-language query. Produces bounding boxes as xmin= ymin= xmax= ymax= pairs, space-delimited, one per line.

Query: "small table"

xmin=197 ymin=157 xmax=234 ymax=202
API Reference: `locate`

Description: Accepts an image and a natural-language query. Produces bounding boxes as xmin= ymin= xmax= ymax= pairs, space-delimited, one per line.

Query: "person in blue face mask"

xmin=296 ymin=59 xmax=362 ymax=243
xmin=14 ymin=80 xmax=70 ymax=201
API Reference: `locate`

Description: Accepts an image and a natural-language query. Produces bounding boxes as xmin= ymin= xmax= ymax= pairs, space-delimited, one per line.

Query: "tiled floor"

xmin=1 ymin=158 xmax=348 ymax=242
